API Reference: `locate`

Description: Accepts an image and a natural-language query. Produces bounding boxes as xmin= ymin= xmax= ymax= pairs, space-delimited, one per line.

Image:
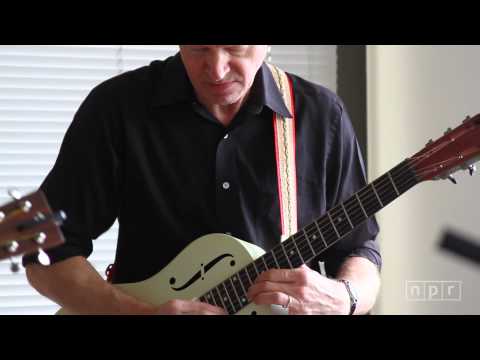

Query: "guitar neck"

xmin=261 ymin=159 xmax=419 ymax=270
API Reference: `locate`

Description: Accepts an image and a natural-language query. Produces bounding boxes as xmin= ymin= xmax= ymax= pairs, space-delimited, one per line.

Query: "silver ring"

xmin=283 ymin=294 xmax=291 ymax=309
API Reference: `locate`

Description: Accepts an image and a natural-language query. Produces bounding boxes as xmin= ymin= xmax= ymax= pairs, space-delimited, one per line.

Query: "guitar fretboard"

xmin=199 ymin=159 xmax=419 ymax=314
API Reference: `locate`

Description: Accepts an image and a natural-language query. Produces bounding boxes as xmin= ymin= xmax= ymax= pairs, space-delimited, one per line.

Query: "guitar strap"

xmin=267 ymin=63 xmax=298 ymax=241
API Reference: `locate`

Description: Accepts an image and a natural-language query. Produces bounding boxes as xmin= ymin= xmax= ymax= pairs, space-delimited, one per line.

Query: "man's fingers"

xmin=250 ymin=291 xmax=292 ymax=308
xmin=247 ymin=280 xmax=301 ymax=302
xmin=254 ymin=265 xmax=311 ymax=284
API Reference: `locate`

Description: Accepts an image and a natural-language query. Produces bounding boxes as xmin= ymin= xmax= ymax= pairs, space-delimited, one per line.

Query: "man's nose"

xmin=206 ymin=52 xmax=230 ymax=82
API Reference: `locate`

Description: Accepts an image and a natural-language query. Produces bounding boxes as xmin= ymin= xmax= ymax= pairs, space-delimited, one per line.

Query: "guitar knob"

xmin=7 ymin=189 xmax=22 ymax=201
xmin=20 ymin=200 xmax=32 ymax=213
xmin=468 ymin=165 xmax=476 ymax=176
xmin=448 ymin=175 xmax=457 ymax=184
xmin=34 ymin=232 xmax=47 ymax=245
xmin=6 ymin=241 xmax=19 ymax=254
xmin=37 ymin=248 xmax=51 ymax=266
xmin=6 ymin=189 xmax=32 ymax=213
xmin=10 ymin=259 xmax=20 ymax=273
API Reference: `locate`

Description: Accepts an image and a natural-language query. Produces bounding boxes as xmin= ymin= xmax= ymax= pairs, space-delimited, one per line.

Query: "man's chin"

xmin=211 ymin=95 xmax=242 ymax=107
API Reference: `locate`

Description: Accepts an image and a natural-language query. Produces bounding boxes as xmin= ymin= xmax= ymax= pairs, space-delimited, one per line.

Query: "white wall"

xmin=367 ymin=45 xmax=480 ymax=314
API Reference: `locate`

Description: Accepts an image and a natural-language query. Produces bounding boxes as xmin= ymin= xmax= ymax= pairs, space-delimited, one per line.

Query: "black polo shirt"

xmin=23 ymin=53 xmax=381 ymax=284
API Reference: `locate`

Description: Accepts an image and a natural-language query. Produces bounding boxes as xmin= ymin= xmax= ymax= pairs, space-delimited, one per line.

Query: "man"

xmin=23 ymin=45 xmax=381 ymax=315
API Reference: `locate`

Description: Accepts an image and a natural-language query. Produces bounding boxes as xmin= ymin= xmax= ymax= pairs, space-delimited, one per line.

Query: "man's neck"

xmin=209 ymin=104 xmax=241 ymax=127
xmin=199 ymin=90 xmax=251 ymax=128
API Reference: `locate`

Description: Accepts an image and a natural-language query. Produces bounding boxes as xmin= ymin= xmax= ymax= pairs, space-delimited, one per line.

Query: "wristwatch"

xmin=339 ymin=279 xmax=358 ymax=315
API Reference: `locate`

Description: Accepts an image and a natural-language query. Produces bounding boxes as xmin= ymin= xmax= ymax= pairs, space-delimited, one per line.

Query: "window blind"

xmin=0 ymin=45 xmax=337 ymax=314
xmin=268 ymin=45 xmax=337 ymax=93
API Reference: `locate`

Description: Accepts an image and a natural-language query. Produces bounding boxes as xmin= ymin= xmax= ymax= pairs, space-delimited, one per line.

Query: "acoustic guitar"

xmin=0 ymin=189 xmax=66 ymax=271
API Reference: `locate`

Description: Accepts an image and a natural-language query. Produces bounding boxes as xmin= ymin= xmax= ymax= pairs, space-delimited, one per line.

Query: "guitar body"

xmin=56 ymin=234 xmax=287 ymax=315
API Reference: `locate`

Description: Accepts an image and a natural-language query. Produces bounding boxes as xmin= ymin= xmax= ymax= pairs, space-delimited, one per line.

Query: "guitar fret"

xmin=215 ymin=286 xmax=228 ymax=312
xmin=280 ymin=242 xmax=293 ymax=268
xmin=355 ymin=193 xmax=369 ymax=219
xmin=314 ymin=220 xmax=328 ymax=248
xmin=327 ymin=211 xmax=341 ymax=239
xmin=208 ymin=290 xmax=218 ymax=307
xmin=222 ymin=282 xmax=237 ymax=312
xmin=341 ymin=203 xmax=354 ymax=229
xmin=210 ymin=287 xmax=222 ymax=308
xmin=303 ymin=228 xmax=317 ymax=257
xmin=388 ymin=172 xmax=401 ymax=196
xmin=200 ymin=295 xmax=211 ymax=306
xmin=251 ymin=261 xmax=260 ymax=276
xmin=243 ymin=267 xmax=253 ymax=286
xmin=270 ymin=250 xmax=280 ymax=268
xmin=261 ymin=256 xmax=269 ymax=270
xmin=228 ymin=277 xmax=244 ymax=306
xmin=292 ymin=238 xmax=305 ymax=263
xmin=234 ymin=273 xmax=248 ymax=302
xmin=371 ymin=183 xmax=384 ymax=207
xmin=273 ymin=247 xmax=288 ymax=268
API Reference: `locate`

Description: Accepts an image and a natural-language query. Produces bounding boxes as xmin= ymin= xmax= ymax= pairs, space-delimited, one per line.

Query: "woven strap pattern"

xmin=267 ymin=63 xmax=298 ymax=240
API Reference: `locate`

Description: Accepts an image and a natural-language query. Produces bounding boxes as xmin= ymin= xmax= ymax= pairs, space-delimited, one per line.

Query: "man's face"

xmin=179 ymin=45 xmax=268 ymax=109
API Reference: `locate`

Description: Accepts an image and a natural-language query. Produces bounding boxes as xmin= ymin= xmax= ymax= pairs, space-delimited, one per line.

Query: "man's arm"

xmin=335 ymin=256 xmax=381 ymax=315
xmin=25 ymin=257 xmax=226 ymax=315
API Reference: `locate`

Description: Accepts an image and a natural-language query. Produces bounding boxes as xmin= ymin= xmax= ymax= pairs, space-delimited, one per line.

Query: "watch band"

xmin=339 ymin=279 xmax=358 ymax=315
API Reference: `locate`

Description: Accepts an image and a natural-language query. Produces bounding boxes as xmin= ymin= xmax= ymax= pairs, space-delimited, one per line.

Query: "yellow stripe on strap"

xmin=267 ymin=63 xmax=298 ymax=241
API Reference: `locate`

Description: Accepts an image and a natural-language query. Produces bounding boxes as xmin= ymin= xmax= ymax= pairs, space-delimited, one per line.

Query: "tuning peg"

xmin=6 ymin=241 xmax=19 ymax=254
xmin=468 ymin=165 xmax=476 ymax=176
xmin=426 ymin=139 xmax=434 ymax=147
xmin=7 ymin=188 xmax=31 ymax=213
xmin=448 ymin=175 xmax=457 ymax=184
xmin=37 ymin=248 xmax=51 ymax=266
xmin=444 ymin=127 xmax=453 ymax=135
xmin=34 ymin=232 xmax=46 ymax=245
xmin=9 ymin=258 xmax=20 ymax=273
xmin=463 ymin=116 xmax=471 ymax=124
xmin=7 ymin=188 xmax=22 ymax=201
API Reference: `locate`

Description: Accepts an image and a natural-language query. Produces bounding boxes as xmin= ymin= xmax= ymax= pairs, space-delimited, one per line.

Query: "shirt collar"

xmin=151 ymin=53 xmax=292 ymax=119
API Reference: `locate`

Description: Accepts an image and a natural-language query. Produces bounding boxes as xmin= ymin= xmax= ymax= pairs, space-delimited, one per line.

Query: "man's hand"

xmin=246 ymin=264 xmax=350 ymax=315
xmin=152 ymin=299 xmax=227 ymax=315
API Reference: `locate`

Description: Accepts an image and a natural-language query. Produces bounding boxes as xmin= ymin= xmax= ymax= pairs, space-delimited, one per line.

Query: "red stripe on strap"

xmin=287 ymin=75 xmax=298 ymax=224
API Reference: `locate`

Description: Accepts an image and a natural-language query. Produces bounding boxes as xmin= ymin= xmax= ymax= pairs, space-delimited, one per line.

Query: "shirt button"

xmin=224 ymin=134 xmax=229 ymax=139
xmin=222 ymin=182 xmax=230 ymax=190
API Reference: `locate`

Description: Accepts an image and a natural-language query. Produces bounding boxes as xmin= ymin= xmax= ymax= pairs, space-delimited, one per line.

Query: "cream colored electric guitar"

xmin=57 ymin=114 xmax=480 ymax=315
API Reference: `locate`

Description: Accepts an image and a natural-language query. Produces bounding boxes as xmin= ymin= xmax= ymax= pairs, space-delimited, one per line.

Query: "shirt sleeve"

xmin=22 ymin=81 xmax=122 ymax=267
xmin=321 ymin=98 xmax=382 ymax=277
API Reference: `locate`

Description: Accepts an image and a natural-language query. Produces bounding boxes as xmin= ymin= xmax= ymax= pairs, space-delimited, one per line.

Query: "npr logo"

xmin=405 ymin=281 xmax=462 ymax=301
